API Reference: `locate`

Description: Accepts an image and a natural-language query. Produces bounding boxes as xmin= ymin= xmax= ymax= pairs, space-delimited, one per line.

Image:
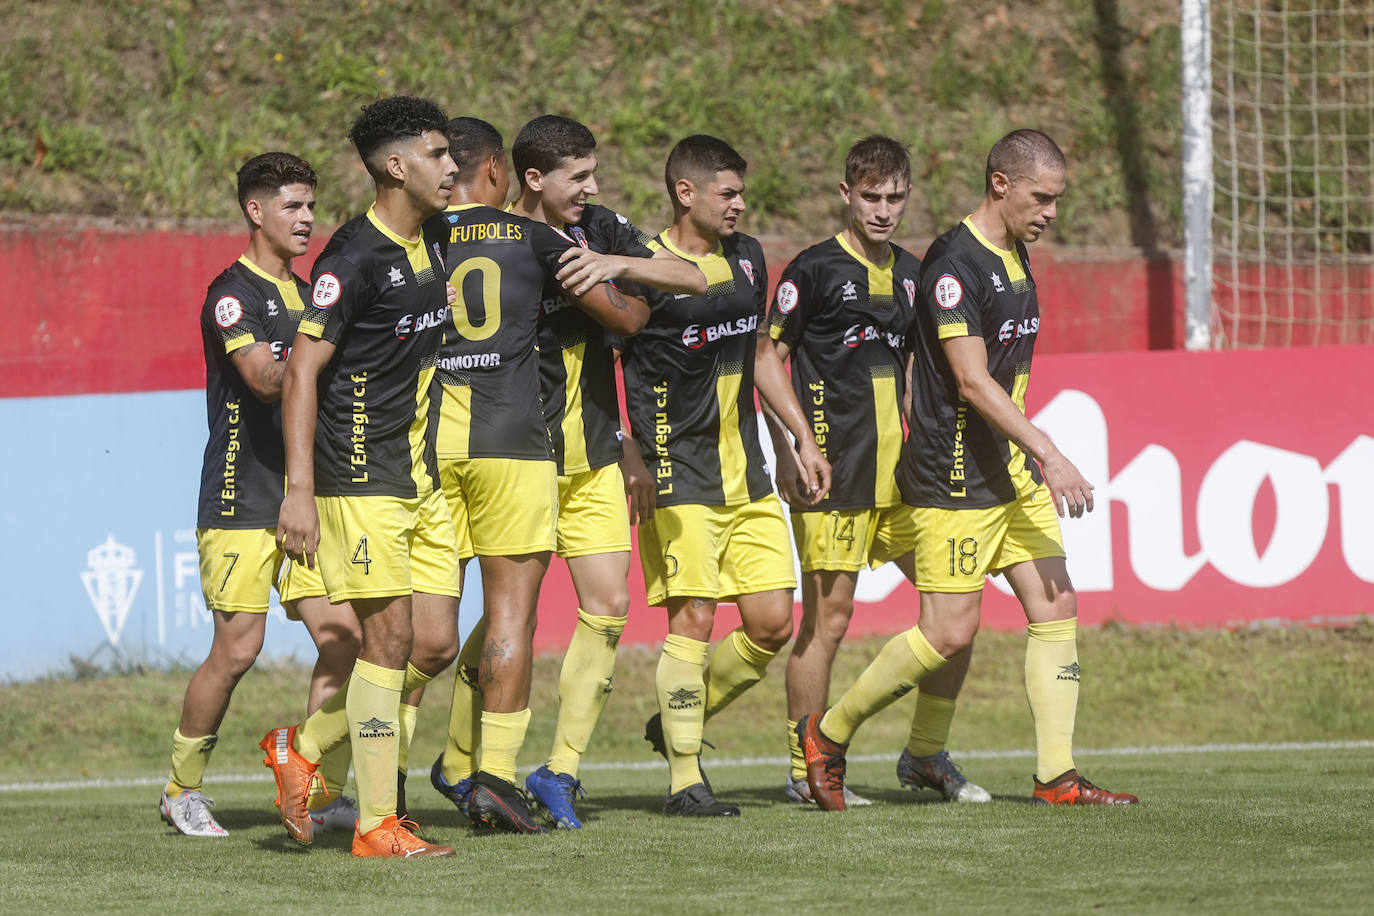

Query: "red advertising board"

xmin=532 ymin=346 xmax=1374 ymax=649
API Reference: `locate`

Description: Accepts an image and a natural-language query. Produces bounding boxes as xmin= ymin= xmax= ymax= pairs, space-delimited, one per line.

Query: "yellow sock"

xmin=907 ymin=693 xmax=958 ymax=758
xmin=703 ymin=629 xmax=776 ymax=721
xmin=295 ymin=681 xmax=349 ymax=764
xmin=657 ymin=634 xmax=710 ymax=794
xmin=442 ymin=619 xmax=486 ymax=785
xmin=396 ymin=663 xmax=433 ymax=774
xmin=548 ymin=609 xmax=626 ymax=776
xmin=821 ymin=627 xmax=947 ymax=746
xmin=165 ymin=728 xmax=217 ymax=796
xmin=1026 ymin=618 xmax=1079 ymax=782
xmin=309 ymin=743 xmax=351 ymax=811
xmin=786 ymin=719 xmax=806 ymax=780
xmin=479 ymin=708 xmax=531 ymax=784
xmin=397 ymin=703 xmax=419 ymax=774
xmin=346 ymin=659 xmax=404 ymax=834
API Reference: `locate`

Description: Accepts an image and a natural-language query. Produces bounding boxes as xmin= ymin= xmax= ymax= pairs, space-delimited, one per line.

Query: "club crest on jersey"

xmin=903 ymin=278 xmax=916 ymax=307
xmin=570 ymin=226 xmax=589 ymax=248
xmin=739 ymin=258 xmax=755 ymax=286
xmin=934 ymin=274 xmax=963 ymax=309
xmin=841 ymin=280 xmax=858 ymax=302
xmin=266 ymin=298 xmax=278 ymax=316
xmin=312 ymin=273 xmax=342 ymax=308
xmin=776 ymin=280 xmax=799 ymax=314
xmin=214 ymin=296 xmax=243 ymax=328
xmin=388 ymin=265 xmax=406 ymax=288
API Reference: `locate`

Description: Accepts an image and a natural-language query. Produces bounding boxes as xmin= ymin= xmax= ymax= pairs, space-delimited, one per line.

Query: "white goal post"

xmin=1183 ymin=0 xmax=1374 ymax=349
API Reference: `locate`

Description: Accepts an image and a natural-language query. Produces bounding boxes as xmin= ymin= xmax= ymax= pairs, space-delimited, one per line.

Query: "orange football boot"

xmin=259 ymin=725 xmax=320 ymax=844
xmin=1032 ymin=769 xmax=1139 ymax=806
xmin=797 ymin=713 xmax=850 ymax=812
xmin=352 ymin=815 xmax=456 ymax=858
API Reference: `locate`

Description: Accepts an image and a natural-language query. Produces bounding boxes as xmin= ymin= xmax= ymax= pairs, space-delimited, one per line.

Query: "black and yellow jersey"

xmin=537 ymin=203 xmax=659 ymax=475
xmin=197 ymin=256 xmax=307 ymax=528
xmin=769 ymin=233 xmax=919 ymax=512
xmin=898 ymin=217 xmax=1044 ymax=509
xmin=620 ymin=232 xmax=772 ymax=508
xmin=300 ymin=207 xmax=449 ymax=498
xmin=427 ymin=203 xmax=583 ymax=462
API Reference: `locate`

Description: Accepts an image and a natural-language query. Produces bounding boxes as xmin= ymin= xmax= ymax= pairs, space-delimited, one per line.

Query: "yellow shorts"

xmin=276 ymin=556 xmax=328 ymax=620
xmin=791 ymin=505 xmax=916 ymax=573
xmin=557 ymin=463 xmax=631 ymax=558
xmin=196 ymin=528 xmax=289 ymax=613
xmin=638 ymin=495 xmax=797 ymax=606
xmin=910 ymin=485 xmax=1065 ymax=593
xmin=439 ymin=457 xmax=557 ymax=557
xmin=314 ymin=488 xmax=462 ymax=602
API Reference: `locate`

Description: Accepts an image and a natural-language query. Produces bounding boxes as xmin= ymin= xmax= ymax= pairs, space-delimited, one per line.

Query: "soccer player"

xmin=160 ymin=152 xmax=361 ymax=838
xmin=798 ymin=129 xmax=1139 ymax=810
xmin=453 ymin=114 xmax=702 ymax=830
xmin=768 ymin=136 xmax=989 ymax=806
xmin=620 ymin=135 xmax=830 ymax=816
xmin=271 ymin=96 xmax=464 ymax=857
xmin=422 ymin=116 xmax=649 ymax=833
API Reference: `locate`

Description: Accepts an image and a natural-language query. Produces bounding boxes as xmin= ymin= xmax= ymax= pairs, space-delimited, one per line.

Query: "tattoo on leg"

xmin=477 ymin=637 xmax=513 ymax=687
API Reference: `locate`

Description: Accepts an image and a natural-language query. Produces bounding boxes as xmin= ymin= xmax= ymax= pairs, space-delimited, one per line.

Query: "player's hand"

xmin=772 ymin=445 xmax=809 ymax=508
xmin=795 ymin=439 xmax=832 ymax=506
xmin=1039 ymin=451 xmax=1094 ymax=518
xmin=445 ymin=281 xmax=458 ymax=307
xmin=556 ymin=248 xmax=623 ymax=297
xmin=619 ymin=439 xmax=656 ymax=524
xmin=276 ymin=489 xmax=321 ymax=569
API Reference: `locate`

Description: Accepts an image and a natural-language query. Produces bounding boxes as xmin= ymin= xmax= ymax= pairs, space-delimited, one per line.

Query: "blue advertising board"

xmin=0 ymin=390 xmax=483 ymax=681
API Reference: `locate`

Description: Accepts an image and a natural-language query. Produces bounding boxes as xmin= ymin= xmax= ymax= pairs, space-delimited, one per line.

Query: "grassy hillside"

xmin=1 ymin=0 xmax=1182 ymax=247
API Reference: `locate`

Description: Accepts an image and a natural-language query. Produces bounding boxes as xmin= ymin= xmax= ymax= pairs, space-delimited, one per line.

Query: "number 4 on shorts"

xmin=352 ymin=535 xmax=371 ymax=575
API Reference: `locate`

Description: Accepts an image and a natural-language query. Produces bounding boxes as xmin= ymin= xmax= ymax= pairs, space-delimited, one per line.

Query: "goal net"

xmin=1212 ymin=1 xmax=1374 ymax=347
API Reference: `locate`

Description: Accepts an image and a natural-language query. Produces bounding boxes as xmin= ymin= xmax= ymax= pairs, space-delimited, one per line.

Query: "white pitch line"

xmin=2 ymin=739 xmax=1370 ymax=795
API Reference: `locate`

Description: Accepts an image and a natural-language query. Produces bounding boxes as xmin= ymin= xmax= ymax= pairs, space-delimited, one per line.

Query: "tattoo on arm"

xmin=605 ymin=283 xmax=629 ymax=311
xmin=258 ymin=360 xmax=286 ymax=391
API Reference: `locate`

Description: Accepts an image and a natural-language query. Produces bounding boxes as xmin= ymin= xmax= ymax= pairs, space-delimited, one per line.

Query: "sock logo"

xmin=459 ymin=664 xmax=479 ymax=689
xmin=666 ymin=687 xmax=702 ymax=710
xmin=1057 ymin=662 xmax=1081 ymax=682
xmin=199 ymin=735 xmax=219 ymax=753
xmin=890 ymin=683 xmax=915 ymax=699
xmin=357 ymin=717 xmax=397 ymax=739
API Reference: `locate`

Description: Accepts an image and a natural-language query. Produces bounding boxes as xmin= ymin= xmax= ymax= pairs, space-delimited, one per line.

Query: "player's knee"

xmin=313 ymin=622 xmax=361 ymax=666
xmin=750 ymin=616 xmax=794 ymax=653
xmin=583 ymin=585 xmax=630 ymax=619
xmin=926 ymin=615 xmax=980 ymax=658
xmin=415 ymin=640 xmax=459 ymax=674
xmin=1048 ymin=589 xmax=1077 ymax=622
xmin=215 ymin=637 xmax=264 ymax=680
xmin=816 ymin=603 xmax=854 ymax=646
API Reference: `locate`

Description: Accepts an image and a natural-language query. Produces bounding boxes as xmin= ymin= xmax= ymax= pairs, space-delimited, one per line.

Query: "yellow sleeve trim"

xmin=223 ymin=332 xmax=255 ymax=354
xmin=937 ymin=323 xmax=969 ymax=340
xmin=298 ymin=318 xmax=327 ymax=339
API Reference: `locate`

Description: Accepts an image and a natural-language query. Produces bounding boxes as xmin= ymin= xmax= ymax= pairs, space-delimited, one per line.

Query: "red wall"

xmin=0 ymin=224 xmax=1186 ymax=398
